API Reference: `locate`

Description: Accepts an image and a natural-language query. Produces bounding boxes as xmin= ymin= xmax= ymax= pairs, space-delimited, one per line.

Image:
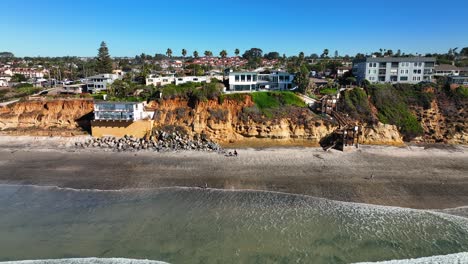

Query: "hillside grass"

xmin=342 ymin=88 xmax=375 ymax=124
xmin=251 ymin=91 xmax=306 ymax=118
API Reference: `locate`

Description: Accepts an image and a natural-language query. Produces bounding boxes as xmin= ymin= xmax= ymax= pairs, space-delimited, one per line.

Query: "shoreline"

xmin=0 ymin=136 xmax=467 ymax=210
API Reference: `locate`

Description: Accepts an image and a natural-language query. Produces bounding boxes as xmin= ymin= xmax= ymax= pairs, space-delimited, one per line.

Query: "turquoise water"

xmin=0 ymin=184 xmax=467 ymax=264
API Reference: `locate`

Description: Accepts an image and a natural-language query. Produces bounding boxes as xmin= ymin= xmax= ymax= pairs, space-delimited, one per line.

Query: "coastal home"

xmin=228 ymin=71 xmax=295 ymax=92
xmin=0 ymin=78 xmax=8 ymax=87
xmin=146 ymin=75 xmax=175 ymax=86
xmin=337 ymin=67 xmax=351 ymax=77
xmin=59 ymin=83 xmax=86 ymax=94
xmin=10 ymin=68 xmax=49 ymax=78
xmin=447 ymin=76 xmax=468 ymax=86
xmin=175 ymin=76 xmax=208 ymax=85
xmin=85 ymin=74 xmax=120 ymax=93
xmin=434 ymin=64 xmax=460 ymax=77
xmin=352 ymin=57 xmax=436 ymax=84
xmin=146 ymin=75 xmax=209 ymax=86
xmin=91 ymin=101 xmax=155 ymax=138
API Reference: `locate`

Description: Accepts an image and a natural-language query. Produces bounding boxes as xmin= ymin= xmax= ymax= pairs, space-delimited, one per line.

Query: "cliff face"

xmin=0 ymin=99 xmax=93 ymax=136
xmin=146 ymin=97 xmax=403 ymax=145
xmin=409 ymin=91 xmax=467 ymax=144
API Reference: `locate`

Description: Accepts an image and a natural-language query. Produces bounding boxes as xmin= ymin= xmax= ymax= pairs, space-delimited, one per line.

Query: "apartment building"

xmin=228 ymin=71 xmax=295 ymax=92
xmin=353 ymin=57 xmax=436 ymax=84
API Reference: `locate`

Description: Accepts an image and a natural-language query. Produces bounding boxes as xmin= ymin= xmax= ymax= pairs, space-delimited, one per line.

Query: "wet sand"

xmin=0 ymin=136 xmax=467 ymax=210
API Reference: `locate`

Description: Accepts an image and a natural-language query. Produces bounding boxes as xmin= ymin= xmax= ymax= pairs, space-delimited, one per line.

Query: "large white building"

xmin=145 ymin=75 xmax=208 ymax=86
xmin=228 ymin=71 xmax=295 ymax=92
xmin=353 ymin=57 xmax=436 ymax=84
xmin=93 ymin=101 xmax=154 ymax=121
xmin=86 ymin=74 xmax=120 ymax=93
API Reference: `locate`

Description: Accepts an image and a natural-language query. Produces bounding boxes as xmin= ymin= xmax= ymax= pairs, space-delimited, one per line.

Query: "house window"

xmin=247 ymin=75 xmax=251 ymax=81
xmin=235 ymin=75 xmax=239 ymax=82
xmin=241 ymin=75 xmax=246 ymax=82
xmin=400 ymin=76 xmax=408 ymax=81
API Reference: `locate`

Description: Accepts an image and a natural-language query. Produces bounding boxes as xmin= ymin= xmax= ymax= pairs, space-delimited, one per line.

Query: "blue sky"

xmin=1 ymin=0 xmax=467 ymax=57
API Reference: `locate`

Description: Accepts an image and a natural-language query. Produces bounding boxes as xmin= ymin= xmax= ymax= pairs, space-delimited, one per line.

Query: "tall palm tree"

xmin=181 ymin=49 xmax=187 ymax=71
xmin=166 ymin=48 xmax=172 ymax=58
xmin=204 ymin=50 xmax=212 ymax=57
xmin=220 ymin=50 xmax=227 ymax=58
xmin=193 ymin=50 xmax=199 ymax=58
xmin=235 ymin=48 xmax=240 ymax=57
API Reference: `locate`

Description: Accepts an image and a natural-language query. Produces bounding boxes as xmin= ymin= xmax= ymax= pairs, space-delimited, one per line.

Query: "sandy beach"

xmin=0 ymin=136 xmax=467 ymax=210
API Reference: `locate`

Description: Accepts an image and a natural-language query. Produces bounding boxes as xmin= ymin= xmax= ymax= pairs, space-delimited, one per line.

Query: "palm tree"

xmin=166 ymin=48 xmax=172 ymax=58
xmin=204 ymin=50 xmax=212 ymax=57
xmin=182 ymin=49 xmax=187 ymax=58
xmin=220 ymin=50 xmax=227 ymax=58
xmin=235 ymin=48 xmax=240 ymax=57
xmin=193 ymin=50 xmax=199 ymax=58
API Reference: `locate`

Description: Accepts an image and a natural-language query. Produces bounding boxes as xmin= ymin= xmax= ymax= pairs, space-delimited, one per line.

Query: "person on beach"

xmin=234 ymin=150 xmax=238 ymax=157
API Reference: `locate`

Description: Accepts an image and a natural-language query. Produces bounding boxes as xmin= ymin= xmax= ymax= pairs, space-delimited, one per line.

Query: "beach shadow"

xmin=75 ymin=111 xmax=94 ymax=134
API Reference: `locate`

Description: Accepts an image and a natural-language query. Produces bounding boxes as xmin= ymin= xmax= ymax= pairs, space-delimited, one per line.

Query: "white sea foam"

xmin=353 ymin=252 xmax=468 ymax=264
xmin=0 ymin=258 xmax=169 ymax=264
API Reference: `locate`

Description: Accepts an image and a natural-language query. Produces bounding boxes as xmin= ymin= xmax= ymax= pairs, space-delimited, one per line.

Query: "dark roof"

xmin=435 ymin=64 xmax=459 ymax=71
xmin=355 ymin=57 xmax=436 ymax=63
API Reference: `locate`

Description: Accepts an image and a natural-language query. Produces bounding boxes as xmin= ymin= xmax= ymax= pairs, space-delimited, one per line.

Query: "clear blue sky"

xmin=1 ymin=0 xmax=467 ymax=57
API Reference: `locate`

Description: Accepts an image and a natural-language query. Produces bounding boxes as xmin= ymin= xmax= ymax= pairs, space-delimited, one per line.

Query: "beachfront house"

xmin=91 ymin=101 xmax=155 ymax=138
xmin=228 ymin=71 xmax=295 ymax=92
xmin=93 ymin=101 xmax=154 ymax=121
xmin=352 ymin=57 xmax=436 ymax=84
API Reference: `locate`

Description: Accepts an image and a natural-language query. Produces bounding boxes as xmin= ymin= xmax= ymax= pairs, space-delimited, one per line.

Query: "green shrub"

xmin=319 ymin=87 xmax=338 ymax=95
xmin=218 ymin=93 xmax=247 ymax=104
xmin=368 ymin=84 xmax=423 ymax=140
xmin=455 ymin=86 xmax=468 ymax=99
xmin=342 ymin=88 xmax=374 ymax=123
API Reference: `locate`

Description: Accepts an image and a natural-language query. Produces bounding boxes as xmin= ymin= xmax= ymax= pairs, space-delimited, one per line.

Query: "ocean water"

xmin=0 ymin=184 xmax=467 ymax=264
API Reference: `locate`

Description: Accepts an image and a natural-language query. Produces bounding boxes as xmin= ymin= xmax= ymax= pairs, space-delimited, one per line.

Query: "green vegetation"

xmin=342 ymin=88 xmax=374 ymax=123
xmin=368 ymin=84 xmax=423 ymax=140
xmin=96 ymin=41 xmax=113 ymax=74
xmin=455 ymin=86 xmax=468 ymax=99
xmin=161 ymin=81 xmax=223 ymax=102
xmin=394 ymin=83 xmax=435 ymax=109
xmin=251 ymin=91 xmax=306 ymax=118
xmin=319 ymin=87 xmax=338 ymax=95
xmin=218 ymin=93 xmax=247 ymax=104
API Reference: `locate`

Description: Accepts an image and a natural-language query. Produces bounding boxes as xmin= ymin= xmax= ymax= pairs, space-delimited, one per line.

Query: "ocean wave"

xmin=0 ymin=258 xmax=169 ymax=264
xmin=353 ymin=252 xmax=468 ymax=263
xmin=1 ymin=183 xmax=468 ymax=221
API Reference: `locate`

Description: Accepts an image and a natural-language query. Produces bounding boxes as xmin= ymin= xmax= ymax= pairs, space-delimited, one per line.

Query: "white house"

xmin=93 ymin=101 xmax=154 ymax=121
xmin=337 ymin=67 xmax=351 ymax=77
xmin=228 ymin=71 xmax=295 ymax=92
xmin=175 ymin=76 xmax=208 ymax=85
xmin=0 ymin=78 xmax=8 ymax=87
xmin=145 ymin=75 xmax=208 ymax=86
xmin=434 ymin=64 xmax=460 ymax=77
xmin=86 ymin=74 xmax=120 ymax=93
xmin=60 ymin=84 xmax=86 ymax=94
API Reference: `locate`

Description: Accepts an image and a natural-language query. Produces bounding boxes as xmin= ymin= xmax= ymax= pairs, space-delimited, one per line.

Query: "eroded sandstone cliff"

xmin=0 ymin=99 xmax=93 ymax=136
